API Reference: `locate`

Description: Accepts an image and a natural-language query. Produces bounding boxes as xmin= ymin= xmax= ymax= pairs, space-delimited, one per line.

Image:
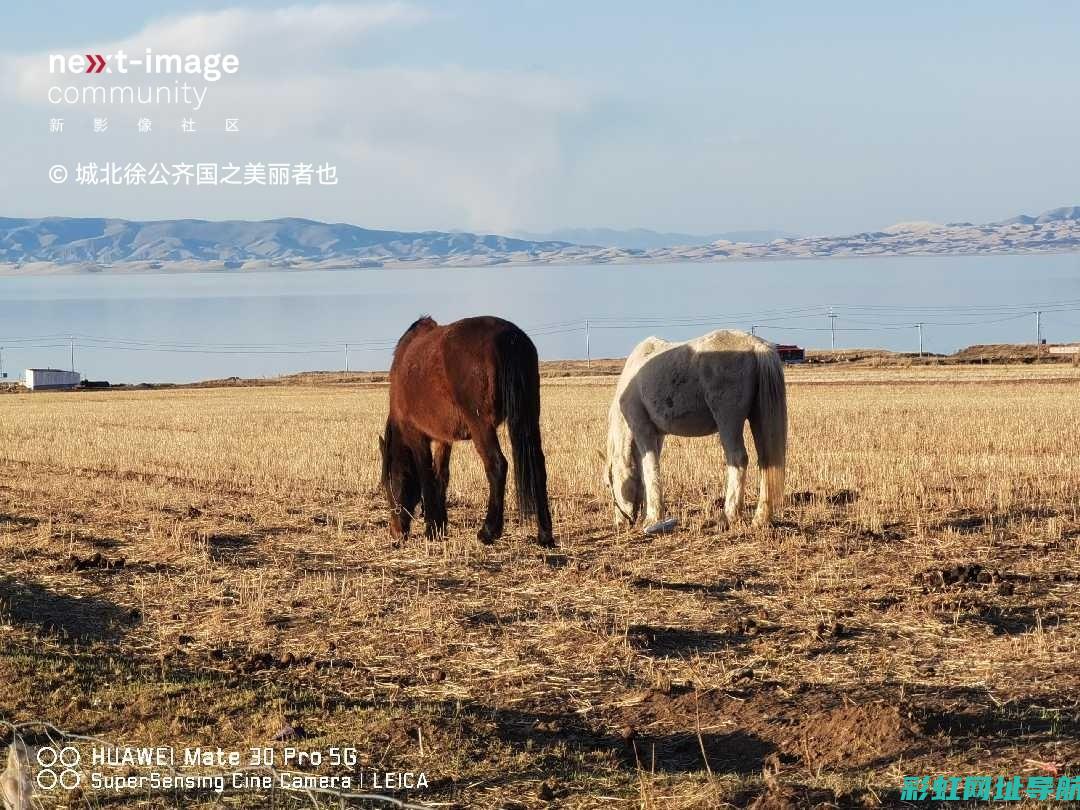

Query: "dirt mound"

xmin=799 ymin=703 xmax=918 ymax=769
xmin=951 ymin=343 xmax=1078 ymax=363
xmin=617 ymin=687 xmax=921 ymax=773
xmin=748 ymin=784 xmax=839 ymax=810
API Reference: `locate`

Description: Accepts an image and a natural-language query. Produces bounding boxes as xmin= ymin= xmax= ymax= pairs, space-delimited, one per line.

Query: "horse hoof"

xmin=477 ymin=526 xmax=497 ymax=545
xmin=536 ymin=532 xmax=557 ymax=549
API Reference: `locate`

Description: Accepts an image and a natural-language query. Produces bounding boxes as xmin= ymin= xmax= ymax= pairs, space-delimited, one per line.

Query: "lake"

xmin=1 ymin=254 xmax=1078 ymax=383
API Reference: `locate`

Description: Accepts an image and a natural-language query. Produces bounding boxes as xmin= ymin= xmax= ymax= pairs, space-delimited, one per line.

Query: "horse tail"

xmin=750 ymin=341 xmax=788 ymax=519
xmin=497 ymin=328 xmax=550 ymax=523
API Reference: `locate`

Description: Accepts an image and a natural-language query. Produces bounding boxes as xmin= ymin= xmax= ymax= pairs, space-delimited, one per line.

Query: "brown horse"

xmin=379 ymin=316 xmax=555 ymax=547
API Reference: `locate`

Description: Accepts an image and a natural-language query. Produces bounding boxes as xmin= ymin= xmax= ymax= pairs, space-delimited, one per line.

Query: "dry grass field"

xmin=2 ymin=364 xmax=1080 ymax=808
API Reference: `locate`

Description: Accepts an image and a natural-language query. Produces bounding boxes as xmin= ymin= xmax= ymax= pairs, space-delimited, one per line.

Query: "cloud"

xmin=134 ymin=2 xmax=430 ymax=54
xmin=8 ymin=3 xmax=429 ymax=100
xmin=3 ymin=3 xmax=588 ymax=233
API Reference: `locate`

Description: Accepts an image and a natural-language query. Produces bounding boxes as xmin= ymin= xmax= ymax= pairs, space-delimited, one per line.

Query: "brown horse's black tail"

xmin=497 ymin=329 xmax=552 ymax=534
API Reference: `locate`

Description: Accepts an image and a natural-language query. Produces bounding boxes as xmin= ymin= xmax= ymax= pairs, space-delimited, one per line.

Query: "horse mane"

xmin=406 ymin=315 xmax=437 ymax=333
xmin=392 ymin=315 xmax=438 ymax=365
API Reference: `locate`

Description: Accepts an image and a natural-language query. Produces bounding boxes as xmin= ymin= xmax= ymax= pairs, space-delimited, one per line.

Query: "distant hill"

xmin=515 ymin=227 xmax=795 ymax=249
xmin=0 ymin=217 xmax=577 ymax=268
xmin=995 ymin=206 xmax=1080 ymax=226
xmin=2 ymin=206 xmax=1080 ymax=273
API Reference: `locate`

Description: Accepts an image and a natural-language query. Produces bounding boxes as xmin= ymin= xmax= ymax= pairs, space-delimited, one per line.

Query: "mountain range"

xmin=0 ymin=217 xmax=578 ymax=270
xmin=513 ymin=227 xmax=795 ymax=250
xmin=2 ymin=207 xmax=1079 ymax=273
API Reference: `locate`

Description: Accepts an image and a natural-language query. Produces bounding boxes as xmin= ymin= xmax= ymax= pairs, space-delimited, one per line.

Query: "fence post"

xmin=585 ymin=319 xmax=591 ymax=369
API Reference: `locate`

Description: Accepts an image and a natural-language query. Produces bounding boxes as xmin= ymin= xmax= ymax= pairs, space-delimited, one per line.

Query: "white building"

xmin=24 ymin=369 xmax=81 ymax=391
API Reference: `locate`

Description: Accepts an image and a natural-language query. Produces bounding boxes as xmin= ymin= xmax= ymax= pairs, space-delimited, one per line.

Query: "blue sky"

xmin=3 ymin=2 xmax=1079 ymax=235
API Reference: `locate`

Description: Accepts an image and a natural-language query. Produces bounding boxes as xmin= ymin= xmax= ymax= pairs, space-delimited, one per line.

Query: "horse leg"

xmin=410 ymin=438 xmax=446 ymax=539
xmin=636 ymin=425 xmax=665 ymax=526
xmin=471 ymin=425 xmax=507 ymax=544
xmin=715 ymin=420 xmax=749 ymax=528
xmin=432 ymin=441 xmax=452 ymax=510
xmin=530 ymin=461 xmax=556 ymax=549
xmin=752 ymin=469 xmax=772 ymax=527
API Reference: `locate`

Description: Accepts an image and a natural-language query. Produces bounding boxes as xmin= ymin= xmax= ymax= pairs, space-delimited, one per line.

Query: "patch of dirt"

xmin=616 ymin=686 xmax=922 ymax=773
xmin=747 ymin=783 xmax=842 ymax=810
xmin=858 ymin=523 xmax=906 ymax=542
xmin=788 ymin=489 xmax=860 ymax=507
xmin=625 ymin=624 xmax=733 ymax=656
xmin=798 ymin=702 xmax=918 ymax=770
xmin=915 ymin=562 xmax=1003 ymax=590
xmin=64 ymin=552 xmax=126 ymax=572
xmin=203 ymin=533 xmax=263 ymax=567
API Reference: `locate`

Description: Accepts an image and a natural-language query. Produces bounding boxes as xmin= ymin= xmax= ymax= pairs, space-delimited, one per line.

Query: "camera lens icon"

xmin=36 ymin=746 xmax=82 ymax=790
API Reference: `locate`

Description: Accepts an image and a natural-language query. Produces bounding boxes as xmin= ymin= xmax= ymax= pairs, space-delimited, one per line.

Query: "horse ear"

xmin=378 ymin=435 xmax=386 ymax=455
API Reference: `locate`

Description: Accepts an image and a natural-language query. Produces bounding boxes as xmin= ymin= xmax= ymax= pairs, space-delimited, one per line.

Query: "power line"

xmin=2 ymin=303 xmax=1077 ymax=364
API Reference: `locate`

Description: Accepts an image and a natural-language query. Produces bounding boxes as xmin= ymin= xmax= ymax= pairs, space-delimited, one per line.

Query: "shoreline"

xmin=3 ymin=245 xmax=1080 ymax=277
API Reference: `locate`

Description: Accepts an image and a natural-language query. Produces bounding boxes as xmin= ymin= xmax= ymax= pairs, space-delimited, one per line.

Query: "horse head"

xmin=603 ymin=446 xmax=642 ymax=527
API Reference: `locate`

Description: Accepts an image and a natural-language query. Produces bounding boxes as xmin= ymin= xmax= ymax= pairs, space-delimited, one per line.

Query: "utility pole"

xmin=585 ymin=319 xmax=591 ymax=369
xmin=1035 ymin=310 xmax=1042 ymax=347
xmin=827 ymin=309 xmax=838 ymax=350
xmin=69 ymin=336 xmax=75 ymax=372
xmin=751 ymin=324 xmax=757 ymax=337
xmin=0 ymin=345 xmax=4 ymax=379
xmin=915 ymin=322 xmax=924 ymax=357
xmin=344 ymin=343 xmax=350 ymax=373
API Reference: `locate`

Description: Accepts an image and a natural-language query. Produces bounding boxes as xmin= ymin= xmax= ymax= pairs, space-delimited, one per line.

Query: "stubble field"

xmin=2 ymin=364 xmax=1080 ymax=808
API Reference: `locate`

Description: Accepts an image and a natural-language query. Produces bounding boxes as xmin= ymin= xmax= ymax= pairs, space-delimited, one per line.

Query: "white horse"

xmin=604 ymin=329 xmax=787 ymax=528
